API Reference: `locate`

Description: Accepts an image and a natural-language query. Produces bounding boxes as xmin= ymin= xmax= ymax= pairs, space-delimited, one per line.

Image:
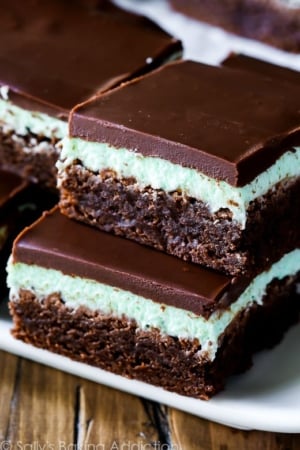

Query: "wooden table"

xmin=1 ymin=351 xmax=300 ymax=450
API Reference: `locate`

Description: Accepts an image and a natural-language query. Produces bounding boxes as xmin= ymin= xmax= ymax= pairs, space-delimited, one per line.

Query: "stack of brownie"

xmin=7 ymin=51 xmax=300 ymax=399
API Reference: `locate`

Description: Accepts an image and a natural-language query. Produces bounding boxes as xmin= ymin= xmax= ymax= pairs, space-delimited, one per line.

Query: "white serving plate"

xmin=1 ymin=0 xmax=300 ymax=434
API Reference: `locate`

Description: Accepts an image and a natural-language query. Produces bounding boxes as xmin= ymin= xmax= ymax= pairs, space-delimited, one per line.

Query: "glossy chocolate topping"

xmin=0 ymin=0 xmax=181 ymax=119
xmin=0 ymin=170 xmax=27 ymax=208
xmin=71 ymin=60 xmax=300 ymax=185
xmin=222 ymin=53 xmax=300 ymax=85
xmin=12 ymin=208 xmax=244 ymax=317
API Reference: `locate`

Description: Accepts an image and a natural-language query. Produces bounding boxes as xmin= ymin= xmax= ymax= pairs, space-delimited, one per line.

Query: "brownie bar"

xmin=0 ymin=170 xmax=57 ymax=294
xmin=0 ymin=0 xmax=181 ymax=188
xmin=58 ymin=60 xmax=300 ymax=276
xmin=170 ymin=0 xmax=300 ymax=52
xmin=10 ymin=276 xmax=300 ymax=399
xmin=7 ymin=209 xmax=300 ymax=398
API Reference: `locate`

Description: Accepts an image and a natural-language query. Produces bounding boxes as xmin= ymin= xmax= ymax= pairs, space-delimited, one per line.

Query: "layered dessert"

xmin=7 ymin=209 xmax=300 ymax=398
xmin=58 ymin=60 xmax=300 ymax=276
xmin=0 ymin=0 xmax=182 ymax=189
xmin=0 ymin=170 xmax=56 ymax=294
xmin=170 ymin=0 xmax=300 ymax=52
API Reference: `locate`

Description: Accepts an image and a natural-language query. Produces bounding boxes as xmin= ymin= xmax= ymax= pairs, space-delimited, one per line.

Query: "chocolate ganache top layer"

xmin=222 ymin=54 xmax=300 ymax=85
xmin=71 ymin=60 xmax=300 ymax=185
xmin=0 ymin=170 xmax=27 ymax=208
xmin=0 ymin=0 xmax=181 ymax=119
xmin=12 ymin=208 xmax=249 ymax=318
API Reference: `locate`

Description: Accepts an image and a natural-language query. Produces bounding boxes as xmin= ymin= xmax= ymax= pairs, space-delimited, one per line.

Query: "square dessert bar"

xmin=0 ymin=170 xmax=56 ymax=294
xmin=170 ymin=0 xmax=300 ymax=52
xmin=7 ymin=209 xmax=300 ymax=399
xmin=0 ymin=0 xmax=181 ymax=189
xmin=58 ymin=60 xmax=300 ymax=276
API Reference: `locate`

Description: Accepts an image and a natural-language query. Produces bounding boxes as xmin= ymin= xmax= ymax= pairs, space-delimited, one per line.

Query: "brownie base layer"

xmin=59 ymin=165 xmax=300 ymax=276
xmin=170 ymin=0 xmax=300 ymax=52
xmin=0 ymin=127 xmax=60 ymax=190
xmin=9 ymin=275 xmax=300 ymax=399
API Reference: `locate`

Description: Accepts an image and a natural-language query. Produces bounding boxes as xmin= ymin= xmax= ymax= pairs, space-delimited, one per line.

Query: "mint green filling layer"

xmin=7 ymin=249 xmax=300 ymax=360
xmin=58 ymin=137 xmax=300 ymax=228
xmin=0 ymin=91 xmax=67 ymax=140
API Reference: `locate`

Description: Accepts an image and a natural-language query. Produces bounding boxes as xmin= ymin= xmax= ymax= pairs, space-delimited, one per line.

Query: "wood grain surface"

xmin=1 ymin=350 xmax=300 ymax=450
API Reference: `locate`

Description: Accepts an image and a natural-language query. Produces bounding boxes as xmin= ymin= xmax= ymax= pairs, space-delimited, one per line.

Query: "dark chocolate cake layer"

xmin=9 ymin=274 xmax=300 ymax=399
xmin=170 ymin=0 xmax=300 ymax=52
xmin=59 ymin=166 xmax=300 ymax=276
